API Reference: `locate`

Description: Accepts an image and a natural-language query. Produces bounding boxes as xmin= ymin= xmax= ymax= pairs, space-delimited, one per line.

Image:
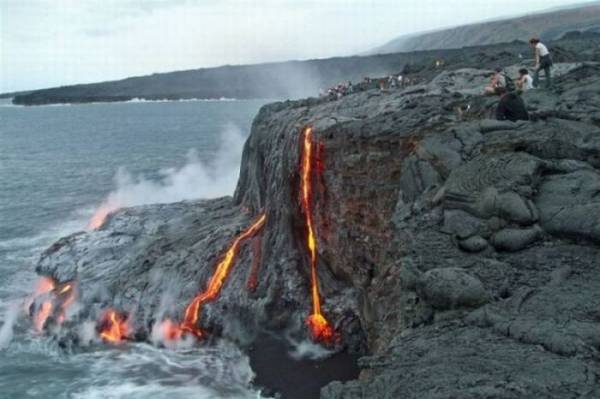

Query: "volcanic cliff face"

xmin=35 ymin=38 xmax=600 ymax=398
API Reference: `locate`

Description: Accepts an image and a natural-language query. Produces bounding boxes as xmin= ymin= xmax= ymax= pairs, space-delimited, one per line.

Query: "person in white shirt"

xmin=517 ymin=68 xmax=535 ymax=92
xmin=529 ymin=38 xmax=553 ymax=88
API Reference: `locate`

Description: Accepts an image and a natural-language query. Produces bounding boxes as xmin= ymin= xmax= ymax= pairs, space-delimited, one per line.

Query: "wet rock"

xmin=416 ymin=267 xmax=490 ymax=310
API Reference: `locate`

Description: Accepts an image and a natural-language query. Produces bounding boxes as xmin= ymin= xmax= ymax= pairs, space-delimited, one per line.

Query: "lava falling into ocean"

xmin=99 ymin=309 xmax=130 ymax=343
xmin=164 ymin=213 xmax=267 ymax=339
xmin=29 ymin=277 xmax=77 ymax=332
xmin=299 ymin=126 xmax=334 ymax=343
xmin=88 ymin=202 xmax=119 ymax=230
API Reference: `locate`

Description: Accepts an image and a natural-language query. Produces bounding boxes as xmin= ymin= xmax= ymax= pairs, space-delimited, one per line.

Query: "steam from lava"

xmin=299 ymin=126 xmax=334 ymax=343
xmin=87 ymin=124 xmax=247 ymax=231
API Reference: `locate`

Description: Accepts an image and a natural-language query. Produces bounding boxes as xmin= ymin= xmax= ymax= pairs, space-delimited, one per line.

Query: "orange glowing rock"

xmin=299 ymin=126 xmax=334 ymax=343
xmin=180 ymin=213 xmax=267 ymax=338
xmin=99 ymin=309 xmax=129 ymax=343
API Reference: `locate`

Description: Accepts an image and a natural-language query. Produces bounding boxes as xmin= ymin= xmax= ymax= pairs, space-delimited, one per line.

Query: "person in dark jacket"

xmin=495 ymin=87 xmax=529 ymax=122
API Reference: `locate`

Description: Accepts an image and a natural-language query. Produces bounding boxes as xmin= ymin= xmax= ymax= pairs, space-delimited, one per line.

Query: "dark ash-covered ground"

xmin=36 ymin=35 xmax=600 ymax=398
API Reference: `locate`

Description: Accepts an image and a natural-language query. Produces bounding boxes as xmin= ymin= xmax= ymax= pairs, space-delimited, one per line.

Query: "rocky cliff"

xmin=34 ymin=37 xmax=600 ymax=398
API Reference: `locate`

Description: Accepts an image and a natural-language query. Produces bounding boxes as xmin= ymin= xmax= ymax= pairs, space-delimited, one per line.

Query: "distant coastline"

xmin=1 ymin=96 xmax=267 ymax=107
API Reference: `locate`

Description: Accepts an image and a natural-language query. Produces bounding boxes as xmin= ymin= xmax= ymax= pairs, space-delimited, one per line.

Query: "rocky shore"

xmin=35 ymin=35 xmax=600 ymax=398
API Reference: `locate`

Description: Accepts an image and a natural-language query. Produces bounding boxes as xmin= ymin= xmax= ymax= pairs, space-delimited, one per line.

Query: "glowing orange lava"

xmin=300 ymin=126 xmax=333 ymax=342
xmin=99 ymin=309 xmax=129 ymax=343
xmin=56 ymin=283 xmax=76 ymax=324
xmin=88 ymin=202 xmax=119 ymax=230
xmin=30 ymin=277 xmax=76 ymax=331
xmin=178 ymin=213 xmax=267 ymax=338
xmin=34 ymin=301 xmax=53 ymax=333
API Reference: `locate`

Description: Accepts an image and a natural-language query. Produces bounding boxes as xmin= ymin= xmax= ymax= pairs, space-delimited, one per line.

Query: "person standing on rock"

xmin=495 ymin=86 xmax=529 ymax=122
xmin=529 ymin=38 xmax=553 ymax=88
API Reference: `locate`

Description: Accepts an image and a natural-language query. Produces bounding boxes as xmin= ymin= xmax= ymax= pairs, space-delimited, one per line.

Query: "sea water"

xmin=0 ymin=98 xmax=270 ymax=398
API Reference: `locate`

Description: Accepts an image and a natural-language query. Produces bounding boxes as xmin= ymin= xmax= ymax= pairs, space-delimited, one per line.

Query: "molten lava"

xmin=178 ymin=213 xmax=267 ymax=337
xmin=299 ymin=126 xmax=333 ymax=342
xmin=99 ymin=309 xmax=129 ymax=343
xmin=29 ymin=277 xmax=77 ymax=332
xmin=88 ymin=202 xmax=119 ymax=230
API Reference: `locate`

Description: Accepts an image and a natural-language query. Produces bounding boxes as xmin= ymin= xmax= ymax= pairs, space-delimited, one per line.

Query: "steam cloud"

xmin=0 ymin=301 xmax=19 ymax=349
xmin=89 ymin=123 xmax=246 ymax=227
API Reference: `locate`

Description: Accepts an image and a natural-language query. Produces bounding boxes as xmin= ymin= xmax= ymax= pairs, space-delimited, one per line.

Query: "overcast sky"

xmin=0 ymin=0 xmax=583 ymax=92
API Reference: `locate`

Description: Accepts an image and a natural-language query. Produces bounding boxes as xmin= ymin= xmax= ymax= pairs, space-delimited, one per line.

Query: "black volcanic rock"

xmin=35 ymin=36 xmax=600 ymax=398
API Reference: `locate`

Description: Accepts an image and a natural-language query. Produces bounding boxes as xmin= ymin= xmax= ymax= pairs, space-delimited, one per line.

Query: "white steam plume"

xmin=88 ymin=123 xmax=246 ymax=228
xmin=0 ymin=301 xmax=20 ymax=350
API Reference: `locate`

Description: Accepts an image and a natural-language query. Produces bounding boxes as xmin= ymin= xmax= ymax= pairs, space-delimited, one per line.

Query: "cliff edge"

xmin=35 ymin=37 xmax=600 ymax=398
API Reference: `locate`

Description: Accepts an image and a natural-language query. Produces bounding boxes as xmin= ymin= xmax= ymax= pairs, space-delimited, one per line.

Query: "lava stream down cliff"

xmin=300 ymin=126 xmax=334 ymax=343
xmin=161 ymin=213 xmax=267 ymax=340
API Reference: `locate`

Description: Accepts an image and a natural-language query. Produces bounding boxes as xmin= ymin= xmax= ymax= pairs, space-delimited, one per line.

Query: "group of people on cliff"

xmin=321 ymin=81 xmax=354 ymax=100
xmin=488 ymin=37 xmax=553 ymax=122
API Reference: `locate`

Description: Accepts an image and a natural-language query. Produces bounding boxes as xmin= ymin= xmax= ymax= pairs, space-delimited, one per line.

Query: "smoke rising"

xmin=89 ymin=124 xmax=246 ymax=227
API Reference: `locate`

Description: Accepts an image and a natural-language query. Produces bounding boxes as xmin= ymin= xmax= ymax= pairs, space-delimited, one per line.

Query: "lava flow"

xmin=29 ymin=277 xmax=77 ymax=332
xmin=172 ymin=213 xmax=267 ymax=338
xmin=88 ymin=201 xmax=119 ymax=230
xmin=99 ymin=309 xmax=130 ymax=343
xmin=299 ymin=126 xmax=334 ymax=343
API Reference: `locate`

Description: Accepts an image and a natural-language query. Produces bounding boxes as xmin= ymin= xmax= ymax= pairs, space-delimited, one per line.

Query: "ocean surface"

xmin=0 ymin=98 xmax=270 ymax=398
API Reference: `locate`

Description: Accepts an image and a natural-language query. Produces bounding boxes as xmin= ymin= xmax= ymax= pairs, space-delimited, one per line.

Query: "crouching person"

xmin=495 ymin=87 xmax=529 ymax=122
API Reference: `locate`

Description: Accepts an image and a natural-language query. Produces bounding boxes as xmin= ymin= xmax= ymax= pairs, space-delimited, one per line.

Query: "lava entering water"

xmin=168 ymin=213 xmax=267 ymax=339
xmin=99 ymin=309 xmax=130 ymax=343
xmin=299 ymin=126 xmax=333 ymax=343
xmin=29 ymin=277 xmax=77 ymax=332
xmin=88 ymin=202 xmax=119 ymax=230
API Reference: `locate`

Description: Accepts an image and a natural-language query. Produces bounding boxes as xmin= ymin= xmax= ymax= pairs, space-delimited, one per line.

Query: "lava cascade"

xmin=29 ymin=277 xmax=76 ymax=332
xmin=99 ymin=309 xmax=130 ymax=343
xmin=299 ymin=126 xmax=334 ymax=342
xmin=170 ymin=213 xmax=267 ymax=338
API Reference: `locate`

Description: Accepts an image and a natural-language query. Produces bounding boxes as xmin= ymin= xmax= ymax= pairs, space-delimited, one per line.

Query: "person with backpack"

xmin=485 ymin=67 xmax=514 ymax=95
xmin=529 ymin=38 xmax=553 ymax=88
xmin=485 ymin=67 xmax=505 ymax=95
